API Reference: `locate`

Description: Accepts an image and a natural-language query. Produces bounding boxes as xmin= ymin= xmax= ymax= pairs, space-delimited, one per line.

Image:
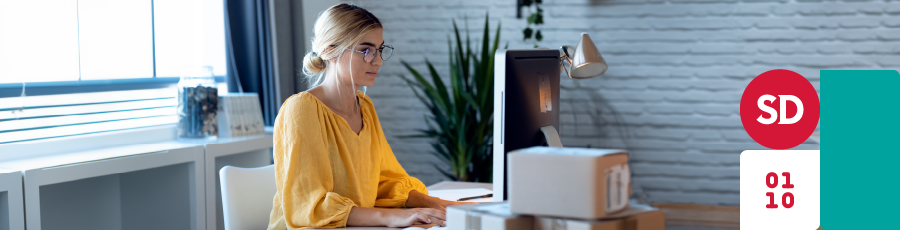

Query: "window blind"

xmin=0 ymin=88 xmax=178 ymax=144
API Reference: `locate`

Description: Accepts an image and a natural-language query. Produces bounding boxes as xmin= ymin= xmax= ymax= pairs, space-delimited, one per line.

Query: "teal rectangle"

xmin=821 ymin=70 xmax=900 ymax=229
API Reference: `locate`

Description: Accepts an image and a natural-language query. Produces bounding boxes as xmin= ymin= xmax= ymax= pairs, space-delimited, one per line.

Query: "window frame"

xmin=0 ymin=0 xmax=228 ymax=98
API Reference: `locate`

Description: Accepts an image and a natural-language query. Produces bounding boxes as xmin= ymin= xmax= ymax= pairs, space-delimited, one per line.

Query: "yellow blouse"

xmin=267 ymin=91 xmax=429 ymax=230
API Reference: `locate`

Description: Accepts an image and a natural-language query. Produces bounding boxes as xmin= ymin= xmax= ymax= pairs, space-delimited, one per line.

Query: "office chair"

xmin=220 ymin=165 xmax=277 ymax=230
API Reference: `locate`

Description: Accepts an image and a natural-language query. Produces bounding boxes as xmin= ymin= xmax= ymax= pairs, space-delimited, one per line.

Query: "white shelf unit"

xmin=0 ymin=143 xmax=206 ymax=230
xmin=199 ymin=134 xmax=273 ymax=230
xmin=0 ymin=170 xmax=24 ymax=230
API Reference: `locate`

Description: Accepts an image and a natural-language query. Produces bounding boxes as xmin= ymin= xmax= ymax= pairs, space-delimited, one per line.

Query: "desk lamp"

xmin=560 ymin=33 xmax=608 ymax=79
xmin=540 ymin=32 xmax=609 ymax=147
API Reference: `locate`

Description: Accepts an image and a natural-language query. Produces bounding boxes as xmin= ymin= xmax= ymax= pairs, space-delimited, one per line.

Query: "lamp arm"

xmin=559 ymin=45 xmax=575 ymax=79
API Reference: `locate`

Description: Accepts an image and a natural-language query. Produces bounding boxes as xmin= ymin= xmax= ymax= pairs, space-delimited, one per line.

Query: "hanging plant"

xmin=521 ymin=0 xmax=544 ymax=48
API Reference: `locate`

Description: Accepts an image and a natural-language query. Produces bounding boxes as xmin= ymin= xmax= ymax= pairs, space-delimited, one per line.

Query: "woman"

xmin=267 ymin=4 xmax=470 ymax=230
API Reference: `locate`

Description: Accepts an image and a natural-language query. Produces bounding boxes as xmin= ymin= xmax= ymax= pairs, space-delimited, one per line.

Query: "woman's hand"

xmin=382 ymin=208 xmax=447 ymax=228
xmin=405 ymin=190 xmax=476 ymax=212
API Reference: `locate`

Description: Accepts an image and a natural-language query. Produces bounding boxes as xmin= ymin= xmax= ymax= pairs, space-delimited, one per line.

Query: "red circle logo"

xmin=740 ymin=69 xmax=820 ymax=150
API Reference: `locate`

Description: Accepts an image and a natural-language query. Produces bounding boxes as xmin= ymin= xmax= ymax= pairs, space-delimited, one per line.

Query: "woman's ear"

xmin=323 ymin=46 xmax=337 ymax=64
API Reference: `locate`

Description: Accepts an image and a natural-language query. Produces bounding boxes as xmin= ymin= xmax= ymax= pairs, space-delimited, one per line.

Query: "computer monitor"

xmin=492 ymin=49 xmax=562 ymax=201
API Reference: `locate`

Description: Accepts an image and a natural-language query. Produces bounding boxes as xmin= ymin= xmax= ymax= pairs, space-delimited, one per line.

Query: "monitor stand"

xmin=540 ymin=125 xmax=564 ymax=147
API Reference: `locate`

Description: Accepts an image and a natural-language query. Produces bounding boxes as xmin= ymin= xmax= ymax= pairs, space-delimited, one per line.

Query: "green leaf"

xmin=452 ymin=20 xmax=466 ymax=82
xmin=452 ymin=20 xmax=467 ymax=110
xmin=527 ymin=13 xmax=538 ymax=24
xmin=535 ymin=12 xmax=544 ymax=25
xmin=431 ymin=142 xmax=453 ymax=163
xmin=536 ymin=30 xmax=543 ymax=42
xmin=478 ymin=22 xmax=501 ymax=107
xmin=464 ymin=16 xmax=473 ymax=94
xmin=401 ymin=60 xmax=451 ymax=118
xmin=523 ymin=27 xmax=533 ymax=40
xmin=479 ymin=12 xmax=491 ymax=90
xmin=398 ymin=75 xmax=433 ymax=109
xmin=425 ymin=59 xmax=452 ymax=115
xmin=432 ymin=162 xmax=459 ymax=181
xmin=462 ymin=93 xmax=481 ymax=115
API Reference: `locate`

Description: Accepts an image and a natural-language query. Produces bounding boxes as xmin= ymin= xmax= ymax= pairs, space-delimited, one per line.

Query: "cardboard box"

xmin=534 ymin=218 xmax=620 ymax=230
xmin=620 ymin=209 xmax=665 ymax=230
xmin=534 ymin=204 xmax=666 ymax=230
xmin=447 ymin=202 xmax=534 ymax=230
xmin=509 ymin=147 xmax=631 ymax=219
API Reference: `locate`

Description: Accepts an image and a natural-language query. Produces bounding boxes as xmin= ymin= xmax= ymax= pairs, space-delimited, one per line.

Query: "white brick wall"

xmin=353 ymin=0 xmax=896 ymax=206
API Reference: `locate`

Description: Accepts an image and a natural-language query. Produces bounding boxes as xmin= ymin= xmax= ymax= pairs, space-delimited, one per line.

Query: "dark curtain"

xmin=224 ymin=0 xmax=277 ymax=126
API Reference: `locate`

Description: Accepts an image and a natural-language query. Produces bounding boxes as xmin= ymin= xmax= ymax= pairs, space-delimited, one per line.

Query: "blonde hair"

xmin=302 ymin=3 xmax=382 ymax=87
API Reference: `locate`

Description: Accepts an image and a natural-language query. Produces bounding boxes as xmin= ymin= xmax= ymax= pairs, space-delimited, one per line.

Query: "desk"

xmin=426 ymin=181 xmax=492 ymax=191
xmin=307 ymin=181 xmax=492 ymax=230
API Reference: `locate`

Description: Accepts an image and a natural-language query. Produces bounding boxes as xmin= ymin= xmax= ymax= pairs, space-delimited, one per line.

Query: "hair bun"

xmin=302 ymin=51 xmax=326 ymax=76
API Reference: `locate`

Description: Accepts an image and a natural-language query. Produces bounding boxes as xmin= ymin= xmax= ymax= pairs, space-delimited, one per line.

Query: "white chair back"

xmin=220 ymin=164 xmax=277 ymax=230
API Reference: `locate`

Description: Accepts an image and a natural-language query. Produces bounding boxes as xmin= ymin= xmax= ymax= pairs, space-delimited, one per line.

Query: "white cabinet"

xmin=0 ymin=143 xmax=205 ymax=230
xmin=0 ymin=129 xmax=273 ymax=230
xmin=0 ymin=170 xmax=24 ymax=230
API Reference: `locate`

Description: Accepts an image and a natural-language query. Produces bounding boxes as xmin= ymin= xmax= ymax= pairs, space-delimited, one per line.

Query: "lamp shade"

xmin=560 ymin=33 xmax=608 ymax=79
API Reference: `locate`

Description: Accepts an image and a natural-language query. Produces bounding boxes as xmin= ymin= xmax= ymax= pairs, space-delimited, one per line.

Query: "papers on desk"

xmin=428 ymin=188 xmax=493 ymax=202
xmin=473 ymin=203 xmax=516 ymax=216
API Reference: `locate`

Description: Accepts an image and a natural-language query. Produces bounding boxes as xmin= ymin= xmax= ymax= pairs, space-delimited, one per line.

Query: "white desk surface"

xmin=0 ymin=132 xmax=272 ymax=172
xmin=306 ymin=181 xmax=493 ymax=230
xmin=0 ymin=141 xmax=200 ymax=171
xmin=176 ymin=132 xmax=273 ymax=146
xmin=201 ymin=133 xmax=273 ymax=158
xmin=426 ymin=181 xmax=492 ymax=191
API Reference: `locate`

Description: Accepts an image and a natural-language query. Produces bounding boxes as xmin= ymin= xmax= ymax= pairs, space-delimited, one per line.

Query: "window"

xmin=0 ymin=0 xmax=227 ymax=144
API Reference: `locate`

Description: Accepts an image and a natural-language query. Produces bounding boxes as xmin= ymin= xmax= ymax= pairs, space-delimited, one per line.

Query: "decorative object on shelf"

xmin=400 ymin=14 xmax=502 ymax=182
xmin=217 ymin=93 xmax=265 ymax=137
xmin=178 ymin=66 xmax=218 ymax=138
xmin=519 ymin=0 xmax=544 ymax=48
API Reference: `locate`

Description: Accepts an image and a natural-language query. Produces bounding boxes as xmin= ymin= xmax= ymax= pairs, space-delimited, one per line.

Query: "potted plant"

xmin=399 ymin=14 xmax=502 ymax=182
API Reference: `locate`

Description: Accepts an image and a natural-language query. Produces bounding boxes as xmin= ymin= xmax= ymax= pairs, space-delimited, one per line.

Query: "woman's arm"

xmin=405 ymin=190 xmax=475 ymax=211
xmin=347 ymin=206 xmax=447 ymax=227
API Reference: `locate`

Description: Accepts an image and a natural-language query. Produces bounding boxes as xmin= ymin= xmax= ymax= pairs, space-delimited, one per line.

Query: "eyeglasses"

xmin=346 ymin=45 xmax=393 ymax=63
